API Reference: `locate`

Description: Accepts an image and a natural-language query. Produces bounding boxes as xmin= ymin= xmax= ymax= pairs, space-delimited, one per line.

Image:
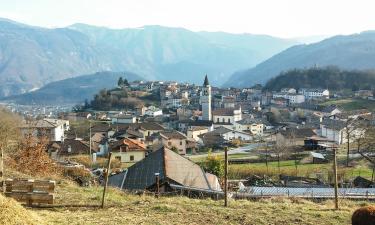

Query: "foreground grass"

xmin=30 ymin=181 xmax=371 ymax=225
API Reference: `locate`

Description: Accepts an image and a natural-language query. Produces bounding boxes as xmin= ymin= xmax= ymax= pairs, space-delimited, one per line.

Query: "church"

xmin=200 ymin=75 xmax=242 ymax=124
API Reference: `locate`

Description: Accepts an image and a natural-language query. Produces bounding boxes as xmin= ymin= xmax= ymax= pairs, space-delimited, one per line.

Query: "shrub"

xmin=63 ymin=167 xmax=92 ymax=186
xmin=204 ymin=153 xmax=224 ymax=178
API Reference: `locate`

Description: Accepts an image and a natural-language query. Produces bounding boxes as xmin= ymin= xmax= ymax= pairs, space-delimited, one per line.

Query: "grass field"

xmin=228 ymin=160 xmax=373 ymax=180
xmin=29 ymin=181 xmax=371 ymax=225
xmin=320 ymin=98 xmax=375 ymax=111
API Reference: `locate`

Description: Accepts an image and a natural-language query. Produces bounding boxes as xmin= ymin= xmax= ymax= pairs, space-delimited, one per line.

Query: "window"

xmin=217 ymin=118 xmax=219 ymax=123
xmin=222 ymin=118 xmax=225 ymax=123
xmin=228 ymin=118 xmax=231 ymax=123
xmin=130 ymin=155 xmax=134 ymax=161
xmin=168 ymin=142 xmax=172 ymax=146
xmin=115 ymin=156 xmax=121 ymax=161
xmin=180 ymin=141 xmax=183 ymax=145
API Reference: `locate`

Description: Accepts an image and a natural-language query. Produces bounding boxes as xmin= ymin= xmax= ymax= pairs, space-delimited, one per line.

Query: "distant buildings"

xmin=299 ymin=88 xmax=330 ymax=100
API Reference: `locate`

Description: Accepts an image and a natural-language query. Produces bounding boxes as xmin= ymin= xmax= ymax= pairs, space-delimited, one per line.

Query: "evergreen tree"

xmin=118 ymin=77 xmax=124 ymax=87
xmin=123 ymin=78 xmax=129 ymax=87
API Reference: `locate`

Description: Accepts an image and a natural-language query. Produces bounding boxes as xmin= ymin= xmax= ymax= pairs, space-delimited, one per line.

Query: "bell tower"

xmin=201 ymin=75 xmax=212 ymax=121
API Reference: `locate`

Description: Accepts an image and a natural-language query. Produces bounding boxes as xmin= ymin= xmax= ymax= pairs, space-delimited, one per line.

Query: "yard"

xmin=28 ymin=181 xmax=369 ymax=225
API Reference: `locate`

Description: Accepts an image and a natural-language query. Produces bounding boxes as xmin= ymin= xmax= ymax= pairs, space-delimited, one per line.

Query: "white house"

xmin=111 ymin=114 xmax=137 ymax=124
xmin=210 ymin=126 xmax=253 ymax=141
xmin=281 ymin=88 xmax=297 ymax=94
xmin=299 ymin=88 xmax=330 ymax=100
xmin=20 ymin=118 xmax=69 ymax=142
xmin=144 ymin=106 xmax=163 ymax=117
xmin=272 ymin=93 xmax=305 ymax=104
xmin=212 ymin=106 xmax=242 ymax=124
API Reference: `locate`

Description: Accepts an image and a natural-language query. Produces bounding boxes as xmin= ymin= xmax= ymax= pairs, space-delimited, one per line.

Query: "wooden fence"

xmin=3 ymin=178 xmax=55 ymax=206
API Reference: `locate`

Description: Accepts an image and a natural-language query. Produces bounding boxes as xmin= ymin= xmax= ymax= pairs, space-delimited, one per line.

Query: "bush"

xmin=63 ymin=167 xmax=92 ymax=186
xmin=204 ymin=153 xmax=224 ymax=178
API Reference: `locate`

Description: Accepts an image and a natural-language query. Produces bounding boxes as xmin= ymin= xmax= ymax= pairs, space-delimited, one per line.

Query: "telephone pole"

xmin=333 ymin=146 xmax=339 ymax=210
xmin=224 ymin=146 xmax=228 ymax=207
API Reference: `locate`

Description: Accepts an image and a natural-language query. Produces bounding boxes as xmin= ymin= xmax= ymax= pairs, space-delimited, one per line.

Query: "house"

xmin=186 ymin=126 xmax=209 ymax=142
xmin=212 ymin=106 xmax=242 ymax=124
xmin=281 ymin=88 xmax=297 ymax=94
xmin=137 ymin=122 xmax=165 ymax=138
xmin=91 ymin=132 xmax=109 ymax=156
xmin=48 ymin=139 xmax=90 ymax=159
xmin=178 ymin=120 xmax=214 ymax=133
xmin=298 ymin=88 xmax=329 ymax=100
xmin=276 ymin=128 xmax=317 ymax=146
xmin=110 ymin=138 xmax=147 ymax=163
xmin=144 ymin=106 xmax=163 ymax=117
xmin=321 ymin=105 xmax=342 ymax=117
xmin=272 ymin=93 xmax=305 ymax=104
xmin=199 ymin=132 xmax=226 ymax=148
xmin=206 ymin=126 xmax=253 ymax=141
xmin=20 ymin=118 xmax=69 ymax=141
xmin=159 ymin=130 xmax=188 ymax=155
xmin=108 ymin=147 xmax=222 ymax=192
xmin=236 ymin=118 xmax=264 ymax=136
xmin=319 ymin=118 xmax=364 ymax=144
xmin=111 ymin=114 xmax=138 ymax=124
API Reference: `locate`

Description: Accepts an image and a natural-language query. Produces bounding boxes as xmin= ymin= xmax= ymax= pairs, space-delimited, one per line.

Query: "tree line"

xmin=263 ymin=66 xmax=375 ymax=92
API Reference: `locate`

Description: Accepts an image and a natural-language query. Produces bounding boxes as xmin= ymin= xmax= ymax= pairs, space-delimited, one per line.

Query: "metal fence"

xmin=234 ymin=186 xmax=375 ymax=199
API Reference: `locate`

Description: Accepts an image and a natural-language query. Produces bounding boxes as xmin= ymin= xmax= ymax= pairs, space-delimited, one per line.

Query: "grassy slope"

xmin=320 ymin=98 xmax=375 ymax=111
xmin=31 ymin=181 xmax=370 ymax=225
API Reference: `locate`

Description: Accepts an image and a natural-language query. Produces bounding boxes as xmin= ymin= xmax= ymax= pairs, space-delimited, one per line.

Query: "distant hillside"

xmin=263 ymin=67 xmax=375 ymax=91
xmin=2 ymin=71 xmax=142 ymax=104
xmin=225 ymin=31 xmax=375 ymax=87
xmin=0 ymin=18 xmax=297 ymax=97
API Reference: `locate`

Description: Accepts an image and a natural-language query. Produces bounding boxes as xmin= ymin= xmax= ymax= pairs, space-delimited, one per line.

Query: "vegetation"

xmin=203 ymin=153 xmax=225 ymax=178
xmin=264 ymin=66 xmax=375 ymax=92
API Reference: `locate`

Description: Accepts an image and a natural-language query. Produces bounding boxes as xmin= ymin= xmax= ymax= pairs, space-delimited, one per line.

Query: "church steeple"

xmin=201 ymin=74 xmax=212 ymax=121
xmin=203 ymin=74 xmax=209 ymax=87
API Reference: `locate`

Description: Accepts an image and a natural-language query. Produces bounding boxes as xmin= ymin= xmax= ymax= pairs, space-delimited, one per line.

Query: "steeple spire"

xmin=203 ymin=74 xmax=209 ymax=86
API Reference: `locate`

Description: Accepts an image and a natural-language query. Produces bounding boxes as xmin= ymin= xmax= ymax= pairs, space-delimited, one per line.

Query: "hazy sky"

xmin=0 ymin=0 xmax=374 ymax=38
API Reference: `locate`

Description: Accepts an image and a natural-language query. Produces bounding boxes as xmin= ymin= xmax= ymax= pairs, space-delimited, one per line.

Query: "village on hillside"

xmin=1 ymin=74 xmax=375 ymax=224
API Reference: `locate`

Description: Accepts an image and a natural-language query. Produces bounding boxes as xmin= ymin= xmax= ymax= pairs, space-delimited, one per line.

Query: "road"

xmin=187 ymin=143 xmax=262 ymax=159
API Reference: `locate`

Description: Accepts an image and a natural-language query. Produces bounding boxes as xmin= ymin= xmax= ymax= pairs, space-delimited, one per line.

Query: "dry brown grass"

xmin=0 ymin=194 xmax=43 ymax=225
xmin=27 ymin=181 xmax=373 ymax=225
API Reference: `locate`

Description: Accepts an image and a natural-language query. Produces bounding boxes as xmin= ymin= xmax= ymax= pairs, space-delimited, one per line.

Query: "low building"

xmin=48 ymin=139 xmax=90 ymax=159
xmin=144 ymin=106 xmax=163 ymax=117
xmin=111 ymin=114 xmax=138 ymax=124
xmin=108 ymin=147 xmax=222 ymax=192
xmin=212 ymin=106 xmax=242 ymax=124
xmin=299 ymin=88 xmax=329 ymax=100
xmin=206 ymin=126 xmax=253 ymax=141
xmin=276 ymin=128 xmax=317 ymax=146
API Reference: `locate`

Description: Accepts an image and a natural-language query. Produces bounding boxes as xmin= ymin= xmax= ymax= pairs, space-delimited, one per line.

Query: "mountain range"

xmin=225 ymin=31 xmax=375 ymax=87
xmin=0 ymin=18 xmax=298 ymax=98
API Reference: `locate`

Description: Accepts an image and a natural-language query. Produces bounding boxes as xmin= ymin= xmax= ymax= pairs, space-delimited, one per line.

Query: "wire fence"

xmin=234 ymin=186 xmax=375 ymax=200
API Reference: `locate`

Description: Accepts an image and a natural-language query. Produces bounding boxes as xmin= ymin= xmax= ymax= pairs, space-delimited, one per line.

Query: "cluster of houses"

xmin=17 ymin=75 xmax=375 ymax=193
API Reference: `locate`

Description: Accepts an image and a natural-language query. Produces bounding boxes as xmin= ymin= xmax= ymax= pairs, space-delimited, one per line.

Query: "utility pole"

xmin=0 ymin=146 xmax=4 ymax=193
xmin=101 ymin=153 xmax=112 ymax=209
xmin=155 ymin=173 xmax=160 ymax=198
xmin=89 ymin=120 xmax=92 ymax=161
xmin=333 ymin=146 xmax=339 ymax=210
xmin=224 ymin=146 xmax=228 ymax=207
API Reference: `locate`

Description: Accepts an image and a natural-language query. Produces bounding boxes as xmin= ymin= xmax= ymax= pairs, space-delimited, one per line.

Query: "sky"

xmin=0 ymin=0 xmax=375 ymax=38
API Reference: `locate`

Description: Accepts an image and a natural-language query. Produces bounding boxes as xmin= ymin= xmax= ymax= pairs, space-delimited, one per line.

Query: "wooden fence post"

xmin=101 ymin=153 xmax=112 ymax=209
